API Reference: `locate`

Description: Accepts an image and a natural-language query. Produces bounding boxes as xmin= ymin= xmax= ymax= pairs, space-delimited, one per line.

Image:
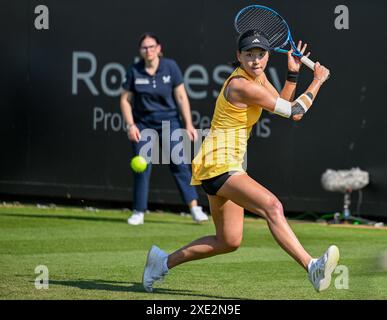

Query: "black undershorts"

xmin=201 ymin=171 xmax=237 ymax=196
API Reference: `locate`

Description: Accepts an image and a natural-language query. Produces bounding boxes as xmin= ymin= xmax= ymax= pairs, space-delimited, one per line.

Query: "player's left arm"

xmin=271 ymin=41 xmax=311 ymax=102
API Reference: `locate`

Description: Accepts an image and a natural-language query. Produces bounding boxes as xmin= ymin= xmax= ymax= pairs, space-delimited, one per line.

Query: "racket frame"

xmin=234 ymin=5 xmax=316 ymax=71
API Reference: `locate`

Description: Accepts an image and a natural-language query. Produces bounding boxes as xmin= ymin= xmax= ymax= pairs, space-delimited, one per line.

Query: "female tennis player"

xmin=142 ymin=30 xmax=339 ymax=293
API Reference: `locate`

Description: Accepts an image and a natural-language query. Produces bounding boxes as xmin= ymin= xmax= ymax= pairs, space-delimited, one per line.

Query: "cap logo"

xmin=252 ymin=38 xmax=260 ymax=43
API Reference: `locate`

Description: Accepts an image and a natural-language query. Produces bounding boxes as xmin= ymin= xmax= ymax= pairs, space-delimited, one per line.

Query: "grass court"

xmin=1 ymin=204 xmax=386 ymax=300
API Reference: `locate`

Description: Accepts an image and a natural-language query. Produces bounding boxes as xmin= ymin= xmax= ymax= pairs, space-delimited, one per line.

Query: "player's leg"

xmin=143 ymin=194 xmax=244 ymax=292
xmin=167 ymin=195 xmax=244 ymax=268
xmin=217 ymin=173 xmax=339 ymax=292
xmin=217 ymin=173 xmax=312 ymax=270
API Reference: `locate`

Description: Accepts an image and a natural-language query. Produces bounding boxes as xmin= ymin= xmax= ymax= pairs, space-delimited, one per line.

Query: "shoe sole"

xmin=193 ymin=219 xmax=209 ymax=224
xmin=142 ymin=246 xmax=156 ymax=292
xmin=127 ymin=219 xmax=144 ymax=225
xmin=192 ymin=216 xmax=209 ymax=224
xmin=318 ymin=245 xmax=340 ymax=292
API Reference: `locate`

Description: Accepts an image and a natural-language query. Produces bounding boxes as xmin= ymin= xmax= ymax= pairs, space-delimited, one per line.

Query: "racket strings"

xmin=236 ymin=8 xmax=289 ymax=48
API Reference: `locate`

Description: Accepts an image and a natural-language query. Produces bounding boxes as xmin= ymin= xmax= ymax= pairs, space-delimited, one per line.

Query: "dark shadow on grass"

xmin=48 ymin=279 xmax=247 ymax=300
xmin=0 ymin=212 xmax=178 ymax=225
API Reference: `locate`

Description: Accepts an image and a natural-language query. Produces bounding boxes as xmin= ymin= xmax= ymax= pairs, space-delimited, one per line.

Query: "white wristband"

xmin=273 ymin=98 xmax=292 ymax=118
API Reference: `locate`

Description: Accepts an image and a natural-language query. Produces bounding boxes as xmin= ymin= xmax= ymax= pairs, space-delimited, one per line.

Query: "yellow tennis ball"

xmin=130 ymin=155 xmax=147 ymax=173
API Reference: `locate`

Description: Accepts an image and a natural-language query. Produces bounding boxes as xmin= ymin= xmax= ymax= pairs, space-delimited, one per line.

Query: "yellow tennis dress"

xmin=191 ymin=67 xmax=263 ymax=185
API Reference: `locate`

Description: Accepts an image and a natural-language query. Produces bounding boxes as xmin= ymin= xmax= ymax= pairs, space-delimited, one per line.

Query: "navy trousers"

xmin=131 ymin=117 xmax=198 ymax=212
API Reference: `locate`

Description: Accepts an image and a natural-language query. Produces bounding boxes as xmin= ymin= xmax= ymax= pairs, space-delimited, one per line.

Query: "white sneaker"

xmin=127 ymin=211 xmax=144 ymax=225
xmin=191 ymin=206 xmax=209 ymax=223
xmin=308 ymin=245 xmax=340 ymax=292
xmin=142 ymin=245 xmax=169 ymax=293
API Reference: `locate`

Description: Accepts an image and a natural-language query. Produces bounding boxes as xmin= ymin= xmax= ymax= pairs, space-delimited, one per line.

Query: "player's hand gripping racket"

xmin=234 ymin=5 xmax=324 ymax=73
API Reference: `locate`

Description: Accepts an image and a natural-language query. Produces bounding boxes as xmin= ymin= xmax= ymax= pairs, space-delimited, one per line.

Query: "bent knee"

xmin=265 ymin=197 xmax=285 ymax=223
xmin=220 ymin=237 xmax=242 ymax=253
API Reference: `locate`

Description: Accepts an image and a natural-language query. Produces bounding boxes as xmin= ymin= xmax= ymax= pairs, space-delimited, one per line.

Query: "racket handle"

xmin=301 ymin=56 xmax=331 ymax=79
xmin=300 ymin=56 xmax=315 ymax=71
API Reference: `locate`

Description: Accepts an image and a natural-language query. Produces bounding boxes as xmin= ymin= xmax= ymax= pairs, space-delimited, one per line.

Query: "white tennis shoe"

xmin=127 ymin=210 xmax=144 ymax=225
xmin=308 ymin=245 xmax=340 ymax=292
xmin=191 ymin=206 xmax=209 ymax=223
xmin=142 ymin=245 xmax=169 ymax=293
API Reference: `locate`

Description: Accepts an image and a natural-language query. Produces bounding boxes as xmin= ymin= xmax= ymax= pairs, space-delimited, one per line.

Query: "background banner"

xmin=1 ymin=0 xmax=386 ymax=217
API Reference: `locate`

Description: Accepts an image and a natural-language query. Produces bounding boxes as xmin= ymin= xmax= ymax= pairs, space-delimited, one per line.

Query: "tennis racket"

xmin=234 ymin=5 xmax=320 ymax=72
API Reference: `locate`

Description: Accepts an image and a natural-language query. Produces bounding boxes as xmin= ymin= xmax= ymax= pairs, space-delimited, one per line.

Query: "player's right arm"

xmin=226 ymin=63 xmax=330 ymax=121
xmin=120 ymin=90 xmax=141 ymax=142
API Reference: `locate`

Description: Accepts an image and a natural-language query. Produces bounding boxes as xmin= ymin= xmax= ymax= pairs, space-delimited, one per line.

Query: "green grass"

xmin=0 ymin=203 xmax=386 ymax=300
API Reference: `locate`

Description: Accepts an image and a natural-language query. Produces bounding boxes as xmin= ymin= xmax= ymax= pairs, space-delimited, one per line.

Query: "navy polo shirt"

xmin=122 ymin=58 xmax=184 ymax=122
